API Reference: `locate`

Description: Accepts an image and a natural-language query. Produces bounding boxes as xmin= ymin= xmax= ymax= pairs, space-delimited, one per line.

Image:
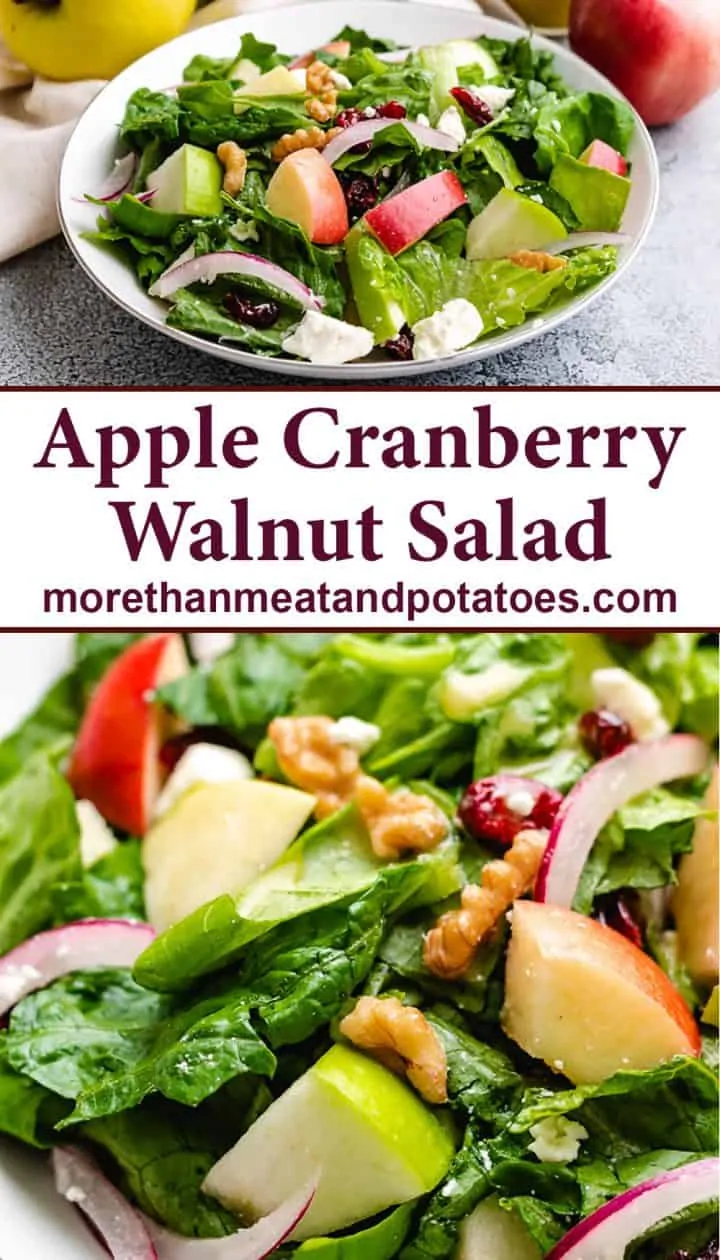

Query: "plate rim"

xmin=57 ymin=0 xmax=660 ymax=381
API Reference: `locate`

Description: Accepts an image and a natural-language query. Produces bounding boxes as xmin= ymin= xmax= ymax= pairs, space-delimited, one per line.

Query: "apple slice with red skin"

xmin=68 ymin=633 xmax=189 ymax=836
xmin=503 ymin=900 xmax=701 ymax=1085
xmin=580 ymin=139 xmax=628 ymax=176
xmin=364 ymin=171 xmax=468 ymax=256
xmin=569 ymin=0 xmax=720 ymax=127
xmin=289 ymin=40 xmax=352 ymax=70
xmin=266 ymin=149 xmax=349 ymax=246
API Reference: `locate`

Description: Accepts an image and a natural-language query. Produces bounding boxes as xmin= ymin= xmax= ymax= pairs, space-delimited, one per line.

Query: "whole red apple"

xmin=569 ymin=0 xmax=720 ymax=126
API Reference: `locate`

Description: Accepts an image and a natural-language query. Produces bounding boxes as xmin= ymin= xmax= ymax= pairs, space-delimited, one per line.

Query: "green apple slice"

xmin=237 ymin=65 xmax=304 ymax=96
xmin=146 ymin=144 xmax=223 ymax=218
xmin=465 ymin=188 xmax=567 ymax=261
xmin=143 ymin=779 xmax=316 ymax=930
xmin=457 ymin=1195 xmax=541 ymax=1260
xmin=203 ymin=1044 xmax=454 ymax=1241
xmin=344 ymin=224 xmax=406 ymax=345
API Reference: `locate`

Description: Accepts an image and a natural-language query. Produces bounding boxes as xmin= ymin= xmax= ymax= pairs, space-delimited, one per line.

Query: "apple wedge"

xmin=674 ymin=766 xmax=719 ymax=988
xmin=502 ymin=900 xmax=700 ymax=1085
xmin=266 ymin=149 xmax=348 ymax=245
xmin=143 ymin=778 xmax=317 ymax=931
xmin=457 ymin=1195 xmax=541 ymax=1260
xmin=203 ymin=1044 xmax=454 ymax=1241
xmin=364 ymin=170 xmax=467 ymax=255
xmin=67 ymin=634 xmax=189 ymax=836
xmin=580 ymin=139 xmax=629 ymax=177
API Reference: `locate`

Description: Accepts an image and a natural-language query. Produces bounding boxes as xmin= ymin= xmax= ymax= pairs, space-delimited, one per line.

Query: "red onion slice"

xmin=148 ymin=251 xmax=324 ymax=310
xmin=0 ymin=919 xmax=155 ymax=1016
xmin=53 ymin=1146 xmax=158 ymax=1260
xmin=536 ymin=734 xmax=708 ymax=907
xmin=543 ymin=231 xmax=632 ymax=255
xmin=322 ymin=118 xmax=460 ymax=166
xmin=546 ymin=1158 xmax=719 ymax=1260
xmin=147 ymin=1180 xmax=317 ymax=1257
xmin=96 ymin=154 xmax=138 ymax=203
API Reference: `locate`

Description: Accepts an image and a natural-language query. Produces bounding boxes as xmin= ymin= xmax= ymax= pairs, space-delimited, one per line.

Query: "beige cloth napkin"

xmin=0 ymin=0 xmax=521 ymax=264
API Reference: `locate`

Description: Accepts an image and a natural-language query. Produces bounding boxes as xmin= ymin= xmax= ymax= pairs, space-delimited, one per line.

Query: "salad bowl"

xmin=0 ymin=630 xmax=717 ymax=1260
xmin=58 ymin=0 xmax=660 ymax=379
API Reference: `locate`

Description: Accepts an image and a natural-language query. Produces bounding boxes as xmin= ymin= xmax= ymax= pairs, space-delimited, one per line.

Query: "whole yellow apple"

xmin=0 ymin=0 xmax=196 ymax=81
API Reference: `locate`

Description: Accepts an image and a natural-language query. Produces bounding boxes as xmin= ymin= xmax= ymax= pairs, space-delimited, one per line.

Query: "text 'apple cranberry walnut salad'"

xmin=84 ymin=28 xmax=636 ymax=365
xmin=0 ymin=632 xmax=717 ymax=1259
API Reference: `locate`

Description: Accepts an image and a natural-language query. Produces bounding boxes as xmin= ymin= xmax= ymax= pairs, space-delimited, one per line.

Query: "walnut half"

xmin=340 ymin=995 xmax=448 ymax=1104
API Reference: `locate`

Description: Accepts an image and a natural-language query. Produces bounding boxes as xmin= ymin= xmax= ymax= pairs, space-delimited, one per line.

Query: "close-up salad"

xmin=85 ymin=27 xmax=637 ymax=365
xmin=0 ymin=630 xmax=717 ymax=1258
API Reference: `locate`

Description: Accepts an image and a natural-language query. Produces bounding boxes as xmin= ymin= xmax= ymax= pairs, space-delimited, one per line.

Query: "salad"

xmin=84 ymin=27 xmax=637 ymax=365
xmin=0 ymin=631 xmax=717 ymax=1260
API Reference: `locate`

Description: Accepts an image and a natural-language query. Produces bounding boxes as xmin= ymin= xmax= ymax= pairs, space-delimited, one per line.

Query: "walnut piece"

xmin=424 ymin=828 xmax=549 ymax=979
xmin=509 ymin=250 xmax=567 ymax=273
xmin=305 ymin=59 xmax=338 ymax=122
xmin=271 ymin=125 xmax=342 ymax=162
xmin=268 ymin=716 xmax=448 ymax=859
xmin=216 ymin=141 xmax=248 ymax=195
xmin=340 ymin=995 xmax=448 ymax=1104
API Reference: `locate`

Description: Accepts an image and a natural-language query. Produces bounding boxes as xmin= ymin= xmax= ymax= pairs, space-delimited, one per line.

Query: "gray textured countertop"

xmin=1 ymin=90 xmax=718 ymax=387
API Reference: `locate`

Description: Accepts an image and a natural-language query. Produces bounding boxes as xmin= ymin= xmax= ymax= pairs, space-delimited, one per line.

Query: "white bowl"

xmin=58 ymin=0 xmax=659 ymax=380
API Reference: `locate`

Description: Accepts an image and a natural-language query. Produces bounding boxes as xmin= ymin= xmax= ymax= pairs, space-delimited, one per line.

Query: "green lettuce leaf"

xmin=52 ymin=840 xmax=146 ymax=924
xmin=0 ymin=1033 xmax=71 ymax=1147
xmin=121 ymin=88 xmax=181 ymax=151
xmin=0 ymin=754 xmax=81 ymax=954
xmin=534 ymin=91 xmax=635 ymax=173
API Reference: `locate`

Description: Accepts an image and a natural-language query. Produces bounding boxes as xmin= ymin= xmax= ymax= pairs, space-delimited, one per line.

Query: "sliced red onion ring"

xmin=542 ymin=231 xmax=632 ymax=255
xmin=148 ymin=251 xmax=324 ymax=310
xmin=96 ymin=153 xmax=138 ymax=203
xmin=546 ymin=1158 xmax=719 ymax=1260
xmin=0 ymin=919 xmax=155 ymax=1016
xmin=147 ymin=1180 xmax=317 ymax=1257
xmin=536 ymin=734 xmax=708 ymax=907
xmin=53 ymin=1146 xmax=158 ymax=1260
xmin=322 ymin=118 xmax=460 ymax=166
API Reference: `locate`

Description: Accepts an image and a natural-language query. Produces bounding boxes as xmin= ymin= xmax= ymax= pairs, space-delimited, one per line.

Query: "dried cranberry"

xmin=596 ymin=894 xmax=644 ymax=949
xmin=458 ymin=774 xmax=563 ymax=848
xmin=450 ymin=86 xmax=494 ymax=127
xmin=377 ymin=100 xmax=407 ymax=119
xmin=342 ymin=173 xmax=378 ymax=220
xmin=603 ymin=630 xmax=656 ymax=647
xmin=579 ymin=708 xmax=633 ymax=760
xmin=225 ymin=293 xmax=280 ymax=329
xmin=383 ymin=326 xmax=414 ymax=360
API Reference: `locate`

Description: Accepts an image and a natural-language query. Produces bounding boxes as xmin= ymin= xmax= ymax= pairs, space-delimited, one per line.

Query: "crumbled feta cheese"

xmin=76 ymin=799 xmax=117 ymax=869
xmin=474 ymin=85 xmax=516 ymax=114
xmin=330 ymin=69 xmax=352 ymax=90
xmin=230 ymin=220 xmax=260 ymax=244
xmin=189 ymin=632 xmax=236 ymax=664
xmin=412 ymin=299 xmax=484 ymax=361
xmin=436 ymin=105 xmax=466 ymax=146
xmin=591 ymin=667 xmax=670 ymax=741
xmin=282 ymin=311 xmax=374 ymax=365
xmin=155 ymin=743 xmax=254 ymax=819
xmin=529 ymin=1116 xmax=588 ymax=1164
xmin=328 ymin=716 xmax=381 ymax=756
xmin=504 ymin=789 xmax=535 ymax=818
xmin=440 ymin=661 xmax=529 ymax=721
xmin=0 ymin=965 xmax=42 ymax=1006
xmin=416 ymin=113 xmax=430 ymax=127
xmin=63 ymin=1186 xmax=87 ymax=1205
xmin=289 ymin=68 xmax=308 ymax=90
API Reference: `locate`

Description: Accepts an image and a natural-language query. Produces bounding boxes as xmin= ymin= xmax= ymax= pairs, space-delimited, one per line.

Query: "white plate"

xmin=58 ymin=0 xmax=659 ymax=380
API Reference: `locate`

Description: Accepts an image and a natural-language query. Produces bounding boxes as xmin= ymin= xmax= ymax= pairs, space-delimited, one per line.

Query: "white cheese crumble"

xmin=440 ymin=661 xmax=529 ymax=721
xmin=412 ymin=299 xmax=484 ymax=361
xmin=63 ymin=1186 xmax=87 ymax=1204
xmin=189 ymin=632 xmax=236 ymax=664
xmin=282 ymin=311 xmax=374 ymax=365
xmin=436 ymin=105 xmax=466 ymax=146
xmin=330 ymin=69 xmax=352 ymax=90
xmin=474 ymin=84 xmax=516 ymax=115
xmin=76 ymin=800 xmax=117 ymax=869
xmin=0 ymin=965 xmax=42 ymax=1006
xmin=230 ymin=220 xmax=260 ymax=244
xmin=591 ymin=667 xmax=669 ymax=741
xmin=155 ymin=743 xmax=254 ymax=819
xmin=528 ymin=1116 xmax=588 ymax=1163
xmin=328 ymin=716 xmax=381 ymax=756
xmin=504 ymin=789 xmax=535 ymax=818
